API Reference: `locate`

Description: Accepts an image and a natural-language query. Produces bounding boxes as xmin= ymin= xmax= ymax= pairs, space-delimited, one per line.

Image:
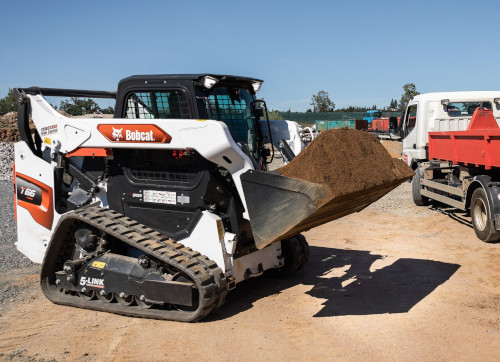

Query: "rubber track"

xmin=41 ymin=206 xmax=227 ymax=322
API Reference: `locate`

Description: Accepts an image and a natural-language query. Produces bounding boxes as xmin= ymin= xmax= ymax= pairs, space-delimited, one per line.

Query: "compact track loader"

xmin=13 ymin=74 xmax=403 ymax=321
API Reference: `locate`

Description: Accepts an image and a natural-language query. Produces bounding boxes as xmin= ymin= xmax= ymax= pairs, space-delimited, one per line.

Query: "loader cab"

xmin=115 ymin=74 xmax=270 ymax=168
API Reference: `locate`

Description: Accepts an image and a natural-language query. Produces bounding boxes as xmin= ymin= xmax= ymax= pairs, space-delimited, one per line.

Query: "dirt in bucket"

xmin=277 ymin=128 xmax=414 ymax=197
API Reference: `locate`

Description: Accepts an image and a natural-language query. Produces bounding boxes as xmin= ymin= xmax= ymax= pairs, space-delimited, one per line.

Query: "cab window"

xmin=206 ymin=87 xmax=259 ymax=159
xmin=125 ymin=91 xmax=192 ymax=119
xmin=404 ymin=104 xmax=418 ymax=135
xmin=446 ymin=102 xmax=492 ymax=117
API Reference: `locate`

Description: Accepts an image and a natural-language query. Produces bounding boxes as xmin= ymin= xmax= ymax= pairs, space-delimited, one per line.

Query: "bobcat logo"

xmin=112 ymin=127 xmax=123 ymax=141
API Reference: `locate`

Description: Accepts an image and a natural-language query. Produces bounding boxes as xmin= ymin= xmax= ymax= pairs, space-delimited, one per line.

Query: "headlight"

xmin=252 ymin=81 xmax=262 ymax=93
xmin=198 ymin=76 xmax=219 ymax=89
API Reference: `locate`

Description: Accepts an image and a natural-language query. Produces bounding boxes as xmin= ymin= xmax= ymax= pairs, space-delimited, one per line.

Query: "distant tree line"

xmin=0 ymin=89 xmax=114 ymax=116
xmin=303 ymin=83 xmax=419 ymax=114
xmin=0 ymin=89 xmax=16 ymax=114
xmin=59 ymin=97 xmax=114 ymax=116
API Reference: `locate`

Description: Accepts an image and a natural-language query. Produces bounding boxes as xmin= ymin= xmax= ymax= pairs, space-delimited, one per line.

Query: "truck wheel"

xmin=470 ymin=188 xmax=500 ymax=242
xmin=412 ymin=169 xmax=429 ymax=206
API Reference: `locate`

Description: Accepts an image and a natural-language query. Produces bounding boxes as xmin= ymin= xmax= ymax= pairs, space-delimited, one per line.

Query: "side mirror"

xmin=253 ymin=107 xmax=264 ymax=118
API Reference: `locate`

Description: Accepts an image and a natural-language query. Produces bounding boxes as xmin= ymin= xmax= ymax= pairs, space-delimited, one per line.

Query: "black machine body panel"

xmin=106 ymin=74 xmax=267 ymax=242
xmin=107 ymin=148 xmax=211 ymax=239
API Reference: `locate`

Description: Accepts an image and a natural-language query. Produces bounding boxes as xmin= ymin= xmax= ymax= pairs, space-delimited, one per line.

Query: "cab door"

xmin=401 ymin=102 xmax=419 ymax=167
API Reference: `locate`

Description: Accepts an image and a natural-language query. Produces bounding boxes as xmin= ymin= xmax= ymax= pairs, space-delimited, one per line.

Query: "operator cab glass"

xmin=124 ymin=91 xmax=192 ymax=119
xmin=206 ymin=87 xmax=260 ymax=160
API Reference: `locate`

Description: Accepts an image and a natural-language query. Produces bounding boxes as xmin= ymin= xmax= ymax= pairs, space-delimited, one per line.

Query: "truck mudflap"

xmin=241 ymin=170 xmax=406 ymax=249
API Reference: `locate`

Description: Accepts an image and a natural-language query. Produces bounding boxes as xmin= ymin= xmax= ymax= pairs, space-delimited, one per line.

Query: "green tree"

xmin=267 ymin=110 xmax=283 ymax=120
xmin=0 ymin=89 xmax=17 ymax=114
xmin=389 ymin=98 xmax=398 ymax=110
xmin=59 ymin=97 xmax=102 ymax=116
xmin=101 ymin=106 xmax=114 ymax=114
xmin=310 ymin=90 xmax=335 ymax=112
xmin=399 ymin=83 xmax=420 ymax=111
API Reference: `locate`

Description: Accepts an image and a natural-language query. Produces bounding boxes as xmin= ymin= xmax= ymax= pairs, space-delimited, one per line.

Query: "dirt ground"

xmin=0 ymin=181 xmax=499 ymax=361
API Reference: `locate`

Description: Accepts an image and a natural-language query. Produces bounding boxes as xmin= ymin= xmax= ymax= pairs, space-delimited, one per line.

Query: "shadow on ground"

xmin=208 ymin=246 xmax=460 ymax=321
xmin=429 ymin=204 xmax=472 ymax=228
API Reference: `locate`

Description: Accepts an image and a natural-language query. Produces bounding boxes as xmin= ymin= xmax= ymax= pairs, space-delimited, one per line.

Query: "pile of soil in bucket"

xmin=278 ymin=128 xmax=414 ymax=197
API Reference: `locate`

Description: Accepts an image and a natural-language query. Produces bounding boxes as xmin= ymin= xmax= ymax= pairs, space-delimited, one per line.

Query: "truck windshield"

xmin=206 ymin=87 xmax=259 ymax=159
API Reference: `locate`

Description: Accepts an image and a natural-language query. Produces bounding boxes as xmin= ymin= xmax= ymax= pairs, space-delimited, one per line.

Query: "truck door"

xmin=401 ymin=102 xmax=419 ymax=166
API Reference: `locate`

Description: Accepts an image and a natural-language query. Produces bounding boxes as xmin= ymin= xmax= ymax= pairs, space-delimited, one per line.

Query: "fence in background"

xmin=280 ymin=111 xmax=401 ymax=125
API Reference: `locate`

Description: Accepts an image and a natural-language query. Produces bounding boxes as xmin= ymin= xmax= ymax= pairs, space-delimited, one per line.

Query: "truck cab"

xmin=363 ymin=110 xmax=382 ymax=124
xmin=400 ymin=91 xmax=500 ymax=169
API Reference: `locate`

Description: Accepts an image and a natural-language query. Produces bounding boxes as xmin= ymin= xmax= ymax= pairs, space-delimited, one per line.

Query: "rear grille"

xmin=130 ymin=168 xmax=199 ymax=183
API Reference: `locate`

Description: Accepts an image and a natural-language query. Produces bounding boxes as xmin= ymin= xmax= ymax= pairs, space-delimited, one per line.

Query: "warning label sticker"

xmin=143 ymin=190 xmax=176 ymax=205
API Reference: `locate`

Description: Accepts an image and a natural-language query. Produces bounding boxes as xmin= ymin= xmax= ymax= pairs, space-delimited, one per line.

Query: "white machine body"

xmin=14 ymin=94 xmax=297 ymax=283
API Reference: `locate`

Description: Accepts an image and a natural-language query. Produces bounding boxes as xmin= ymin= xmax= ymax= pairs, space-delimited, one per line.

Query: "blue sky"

xmin=1 ymin=0 xmax=499 ymax=111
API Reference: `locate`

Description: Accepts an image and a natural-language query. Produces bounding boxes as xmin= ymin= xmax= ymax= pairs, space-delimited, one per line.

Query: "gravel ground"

xmin=0 ymin=143 xmax=14 ymax=181
xmin=0 ymin=178 xmax=38 ymax=310
xmin=0 ymin=179 xmax=37 ymax=272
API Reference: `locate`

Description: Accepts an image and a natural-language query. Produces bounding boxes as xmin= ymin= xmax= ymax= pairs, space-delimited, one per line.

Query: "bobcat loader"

xmin=13 ymin=74 xmax=402 ymax=321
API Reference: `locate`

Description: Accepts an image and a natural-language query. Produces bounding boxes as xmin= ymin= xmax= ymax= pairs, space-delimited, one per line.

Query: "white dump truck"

xmin=400 ymin=91 xmax=500 ymax=242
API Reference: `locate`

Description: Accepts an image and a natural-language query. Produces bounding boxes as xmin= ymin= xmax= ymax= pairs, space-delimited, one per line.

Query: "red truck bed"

xmin=368 ymin=116 xmax=401 ymax=132
xmin=428 ymin=108 xmax=500 ymax=170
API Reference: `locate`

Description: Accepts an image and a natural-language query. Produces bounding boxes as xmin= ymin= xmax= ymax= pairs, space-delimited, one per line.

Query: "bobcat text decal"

xmin=98 ymin=124 xmax=172 ymax=143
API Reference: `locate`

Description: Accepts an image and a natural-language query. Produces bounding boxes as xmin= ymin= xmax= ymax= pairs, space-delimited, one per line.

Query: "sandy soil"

xmin=0 ymin=182 xmax=499 ymax=361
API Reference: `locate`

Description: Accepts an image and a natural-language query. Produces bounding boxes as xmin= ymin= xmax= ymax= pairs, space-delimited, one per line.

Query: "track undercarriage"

xmin=41 ymin=206 xmax=227 ymax=322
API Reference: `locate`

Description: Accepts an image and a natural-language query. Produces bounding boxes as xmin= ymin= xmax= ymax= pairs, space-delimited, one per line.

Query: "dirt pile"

xmin=381 ymin=140 xmax=403 ymax=158
xmin=278 ymin=128 xmax=413 ymax=197
xmin=0 ymin=112 xmax=25 ymax=143
xmin=77 ymin=113 xmax=113 ymax=119
xmin=0 ymin=128 xmax=21 ymax=142
xmin=0 ymin=112 xmax=17 ymax=128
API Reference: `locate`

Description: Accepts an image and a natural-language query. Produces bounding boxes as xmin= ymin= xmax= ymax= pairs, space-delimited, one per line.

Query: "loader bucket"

xmin=241 ymin=169 xmax=407 ymax=249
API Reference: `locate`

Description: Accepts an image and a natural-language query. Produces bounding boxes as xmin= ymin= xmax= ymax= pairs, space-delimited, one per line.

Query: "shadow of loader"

xmin=208 ymin=246 xmax=460 ymax=320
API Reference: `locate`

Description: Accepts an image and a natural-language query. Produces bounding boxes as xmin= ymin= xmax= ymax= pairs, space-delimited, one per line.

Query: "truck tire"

xmin=412 ymin=169 xmax=429 ymax=206
xmin=470 ymin=188 xmax=500 ymax=242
